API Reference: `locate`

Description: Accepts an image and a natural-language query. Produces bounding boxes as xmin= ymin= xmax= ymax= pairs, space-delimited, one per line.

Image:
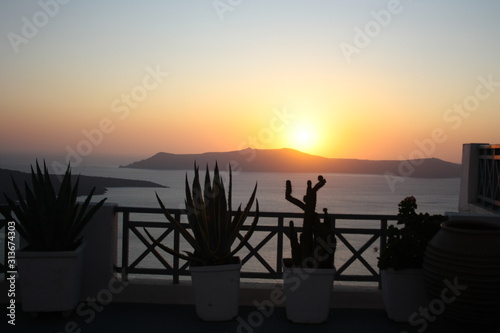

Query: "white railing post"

xmin=459 ymin=143 xmax=487 ymax=212
xmin=80 ymin=203 xmax=118 ymax=299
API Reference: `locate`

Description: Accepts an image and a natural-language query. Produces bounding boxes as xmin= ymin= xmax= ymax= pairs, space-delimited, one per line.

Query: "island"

xmin=120 ymin=148 xmax=461 ymax=178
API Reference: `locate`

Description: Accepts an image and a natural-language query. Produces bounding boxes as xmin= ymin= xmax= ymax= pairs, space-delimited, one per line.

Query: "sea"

xmin=1 ymin=164 xmax=461 ymax=285
xmin=68 ymin=166 xmax=460 ymax=215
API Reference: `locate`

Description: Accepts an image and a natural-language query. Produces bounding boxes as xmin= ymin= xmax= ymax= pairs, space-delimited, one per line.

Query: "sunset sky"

xmin=1 ymin=0 xmax=499 ymax=167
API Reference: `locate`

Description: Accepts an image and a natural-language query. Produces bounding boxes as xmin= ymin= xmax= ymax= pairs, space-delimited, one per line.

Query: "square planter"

xmin=190 ymin=258 xmax=241 ymax=321
xmin=381 ymin=268 xmax=428 ymax=322
xmin=283 ymin=262 xmax=336 ymax=324
xmin=17 ymin=242 xmax=86 ymax=313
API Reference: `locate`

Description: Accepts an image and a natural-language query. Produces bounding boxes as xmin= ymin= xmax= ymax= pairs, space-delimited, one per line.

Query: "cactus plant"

xmin=0 ymin=160 xmax=107 ymax=251
xmin=285 ymin=175 xmax=336 ymax=269
xmin=145 ymin=162 xmax=259 ymax=266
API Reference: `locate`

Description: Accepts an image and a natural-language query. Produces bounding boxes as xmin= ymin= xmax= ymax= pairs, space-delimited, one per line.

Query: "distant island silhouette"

xmin=0 ymin=168 xmax=166 ymax=204
xmin=120 ymin=148 xmax=461 ymax=178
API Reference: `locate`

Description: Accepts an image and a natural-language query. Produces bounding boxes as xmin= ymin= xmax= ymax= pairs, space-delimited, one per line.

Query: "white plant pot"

xmin=381 ymin=268 xmax=428 ymax=322
xmin=283 ymin=263 xmax=336 ymax=324
xmin=189 ymin=259 xmax=241 ymax=321
xmin=16 ymin=242 xmax=86 ymax=313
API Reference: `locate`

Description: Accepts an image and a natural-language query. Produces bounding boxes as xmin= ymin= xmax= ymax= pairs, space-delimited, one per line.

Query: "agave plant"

xmin=145 ymin=163 xmax=259 ymax=266
xmin=0 ymin=160 xmax=107 ymax=251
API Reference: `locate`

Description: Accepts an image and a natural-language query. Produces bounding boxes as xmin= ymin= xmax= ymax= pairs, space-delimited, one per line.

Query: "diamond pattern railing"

xmin=0 ymin=205 xmax=397 ymax=284
xmin=114 ymin=206 xmax=397 ymax=285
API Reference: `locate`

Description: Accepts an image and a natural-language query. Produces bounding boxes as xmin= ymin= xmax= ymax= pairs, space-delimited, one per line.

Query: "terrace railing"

xmin=0 ymin=206 xmax=397 ymax=284
xmin=477 ymin=144 xmax=500 ymax=211
xmin=114 ymin=206 xmax=397 ymax=285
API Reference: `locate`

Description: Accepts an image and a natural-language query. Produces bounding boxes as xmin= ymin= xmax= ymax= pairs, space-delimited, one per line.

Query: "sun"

xmin=288 ymin=126 xmax=318 ymax=154
xmin=296 ymin=130 xmax=313 ymax=148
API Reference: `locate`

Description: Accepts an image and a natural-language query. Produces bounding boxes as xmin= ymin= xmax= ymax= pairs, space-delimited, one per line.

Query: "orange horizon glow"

xmin=1 ymin=2 xmax=499 ymax=166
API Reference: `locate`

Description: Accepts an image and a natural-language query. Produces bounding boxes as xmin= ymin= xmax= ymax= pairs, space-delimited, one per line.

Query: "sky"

xmin=1 ymin=0 xmax=499 ymax=167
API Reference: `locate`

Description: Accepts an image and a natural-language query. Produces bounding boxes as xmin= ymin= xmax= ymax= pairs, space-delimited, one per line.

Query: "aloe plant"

xmin=0 ymin=160 xmax=107 ymax=251
xmin=145 ymin=163 xmax=259 ymax=266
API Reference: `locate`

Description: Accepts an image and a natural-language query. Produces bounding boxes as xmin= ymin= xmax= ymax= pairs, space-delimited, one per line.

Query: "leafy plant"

xmin=377 ymin=196 xmax=446 ymax=270
xmin=144 ymin=163 xmax=259 ymax=266
xmin=0 ymin=160 xmax=107 ymax=251
xmin=285 ymin=175 xmax=336 ymax=269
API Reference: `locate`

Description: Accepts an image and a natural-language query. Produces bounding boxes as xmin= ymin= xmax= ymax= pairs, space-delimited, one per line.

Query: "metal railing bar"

xmin=239 ymin=231 xmax=278 ymax=274
xmin=335 ymin=233 xmax=379 ymax=277
xmin=114 ymin=206 xmax=398 ymax=222
xmin=343 ymin=234 xmax=380 ymax=277
xmin=122 ymin=211 xmax=130 ymax=281
xmin=173 ymin=211 xmax=181 ymax=284
xmin=128 ymin=227 xmax=173 ymax=270
xmin=128 ymin=221 xmax=171 ymax=228
xmin=335 ymin=228 xmax=384 ymax=234
xmin=276 ymin=216 xmax=284 ymax=274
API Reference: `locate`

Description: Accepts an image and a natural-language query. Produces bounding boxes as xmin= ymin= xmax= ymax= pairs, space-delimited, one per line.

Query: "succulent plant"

xmin=285 ymin=175 xmax=336 ymax=269
xmin=377 ymin=196 xmax=446 ymax=270
xmin=0 ymin=160 xmax=107 ymax=251
xmin=145 ymin=162 xmax=259 ymax=266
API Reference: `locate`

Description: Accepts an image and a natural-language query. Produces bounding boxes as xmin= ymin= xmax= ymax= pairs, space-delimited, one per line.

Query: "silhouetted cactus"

xmin=285 ymin=175 xmax=336 ymax=269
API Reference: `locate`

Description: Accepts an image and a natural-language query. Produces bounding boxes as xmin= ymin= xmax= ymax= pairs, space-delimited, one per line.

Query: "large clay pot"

xmin=423 ymin=220 xmax=500 ymax=326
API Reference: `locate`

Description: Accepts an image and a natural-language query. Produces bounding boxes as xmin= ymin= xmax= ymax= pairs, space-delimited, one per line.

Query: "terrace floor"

xmin=8 ymin=302 xmax=498 ymax=333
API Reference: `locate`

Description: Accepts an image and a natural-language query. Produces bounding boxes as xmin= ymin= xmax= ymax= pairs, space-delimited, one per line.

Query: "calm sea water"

xmin=71 ymin=166 xmax=460 ymax=215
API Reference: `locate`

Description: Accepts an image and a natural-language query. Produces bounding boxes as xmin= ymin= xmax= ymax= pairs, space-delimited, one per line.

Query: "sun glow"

xmin=288 ymin=124 xmax=319 ymax=154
